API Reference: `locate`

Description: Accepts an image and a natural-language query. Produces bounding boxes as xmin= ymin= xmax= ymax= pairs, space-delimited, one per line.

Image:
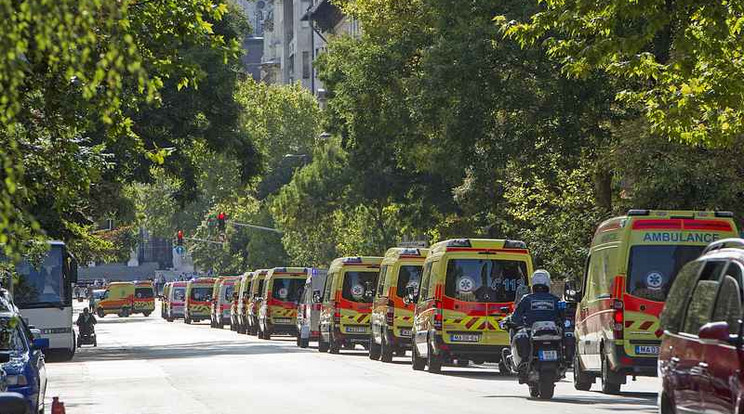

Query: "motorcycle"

xmin=501 ymin=312 xmax=569 ymax=399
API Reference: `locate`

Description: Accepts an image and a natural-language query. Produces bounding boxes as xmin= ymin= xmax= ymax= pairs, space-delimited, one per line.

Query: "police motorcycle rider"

xmin=501 ymin=270 xmax=565 ymax=376
xmin=76 ymin=307 xmax=97 ymax=345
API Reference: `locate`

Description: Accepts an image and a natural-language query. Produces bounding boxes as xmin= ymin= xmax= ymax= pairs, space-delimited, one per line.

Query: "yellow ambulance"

xmin=573 ymin=210 xmax=738 ymax=394
xmin=370 ymin=247 xmax=429 ymax=362
xmin=411 ymin=239 xmax=533 ymax=374
xmin=318 ymin=256 xmax=382 ymax=354
xmin=258 ymin=267 xmax=307 ymax=340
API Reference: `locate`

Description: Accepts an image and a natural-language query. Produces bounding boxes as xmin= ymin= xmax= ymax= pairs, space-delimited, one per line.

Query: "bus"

xmin=12 ymin=241 xmax=78 ymax=360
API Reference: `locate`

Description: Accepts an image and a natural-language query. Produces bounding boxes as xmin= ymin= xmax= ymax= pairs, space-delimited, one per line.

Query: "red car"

xmin=659 ymin=238 xmax=744 ymax=414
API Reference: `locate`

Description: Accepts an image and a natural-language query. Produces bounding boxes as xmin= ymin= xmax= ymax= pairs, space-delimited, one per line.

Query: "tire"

xmin=167 ymin=317 xmax=174 ymax=323
xmin=537 ymin=378 xmax=555 ymax=400
xmin=601 ymin=354 xmax=622 ymax=395
xmin=318 ymin=335 xmax=330 ymax=353
xmin=529 ymin=383 xmax=540 ymax=398
xmin=300 ymin=338 xmax=309 ymax=348
xmin=328 ymin=331 xmax=340 ymax=354
xmin=412 ymin=341 xmax=426 ymax=371
xmin=427 ymin=342 xmax=442 ymax=374
xmin=97 ymin=308 xmax=105 ymax=318
xmin=296 ymin=334 xmax=302 ymax=347
xmin=573 ymin=354 xmax=593 ymax=391
xmin=380 ymin=333 xmax=393 ymax=363
xmin=457 ymin=359 xmax=469 ymax=367
xmin=143 ymin=312 xmax=151 ymax=317
xmin=119 ymin=308 xmax=130 ymax=318
xmin=216 ymin=321 xmax=224 ymax=330
xmin=185 ymin=317 xmax=191 ymax=325
xmin=369 ymin=337 xmax=381 ymax=360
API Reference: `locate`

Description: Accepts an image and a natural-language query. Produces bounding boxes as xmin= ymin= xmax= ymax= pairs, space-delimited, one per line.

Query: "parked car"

xmin=0 ymin=312 xmax=47 ymax=414
xmin=659 ymin=238 xmax=744 ymax=414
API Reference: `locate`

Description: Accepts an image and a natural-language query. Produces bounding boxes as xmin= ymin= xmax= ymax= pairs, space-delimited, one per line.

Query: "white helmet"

xmin=531 ymin=269 xmax=552 ymax=288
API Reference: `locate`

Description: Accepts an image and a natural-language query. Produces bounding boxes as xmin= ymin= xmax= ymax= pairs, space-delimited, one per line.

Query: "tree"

xmin=501 ymin=0 xmax=744 ymax=146
xmin=0 ymin=0 xmax=243 ymax=259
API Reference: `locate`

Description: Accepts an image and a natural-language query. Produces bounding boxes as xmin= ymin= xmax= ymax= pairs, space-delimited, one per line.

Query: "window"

xmin=190 ymin=287 xmax=212 ymax=301
xmin=135 ymin=287 xmax=154 ymax=299
xmin=271 ymin=278 xmax=305 ymax=302
xmin=302 ymin=51 xmax=311 ymax=79
xmin=660 ymin=260 xmax=704 ymax=333
xmin=711 ymin=263 xmax=743 ymax=334
xmin=0 ymin=320 xmax=27 ymax=353
xmin=323 ymin=272 xmax=334 ymax=301
xmin=377 ymin=265 xmax=388 ymax=296
xmin=681 ymin=261 xmax=727 ymax=335
xmin=396 ymin=265 xmax=423 ymax=298
xmin=223 ymin=285 xmax=235 ymax=301
xmin=341 ymin=271 xmax=378 ymax=303
xmin=419 ymin=262 xmax=432 ymax=302
xmin=627 ymin=245 xmax=705 ymax=302
xmin=172 ymin=288 xmax=185 ymax=302
xmin=444 ymin=259 xmax=528 ymax=303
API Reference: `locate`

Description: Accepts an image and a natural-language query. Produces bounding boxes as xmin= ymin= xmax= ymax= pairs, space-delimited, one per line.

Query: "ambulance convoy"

xmin=156 ymin=209 xmax=739 ymax=396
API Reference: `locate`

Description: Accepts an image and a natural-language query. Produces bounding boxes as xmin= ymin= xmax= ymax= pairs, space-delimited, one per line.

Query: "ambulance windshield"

xmin=627 ymin=245 xmax=704 ymax=302
xmin=445 ymin=259 xmax=528 ymax=303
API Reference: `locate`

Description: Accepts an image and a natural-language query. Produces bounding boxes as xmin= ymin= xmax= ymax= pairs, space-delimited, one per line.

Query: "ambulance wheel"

xmin=457 ymin=359 xmax=470 ymax=367
xmin=167 ymin=317 xmax=174 ymax=323
xmin=528 ymin=383 xmax=540 ymax=398
xmin=318 ymin=336 xmax=329 ymax=353
xmin=573 ymin=354 xmax=593 ymax=391
xmin=411 ymin=343 xmax=426 ymax=371
xmin=328 ymin=332 xmax=340 ymax=354
xmin=426 ymin=342 xmax=442 ymax=374
xmin=185 ymin=317 xmax=191 ymax=325
xmin=380 ymin=334 xmax=393 ymax=363
xmin=538 ymin=378 xmax=555 ymax=400
xmin=368 ymin=338 xmax=381 ymax=360
xmin=601 ymin=354 xmax=622 ymax=395
xmin=300 ymin=338 xmax=309 ymax=348
xmin=143 ymin=312 xmax=151 ymax=317
xmin=395 ymin=348 xmax=406 ymax=357
xmin=97 ymin=308 xmax=105 ymax=318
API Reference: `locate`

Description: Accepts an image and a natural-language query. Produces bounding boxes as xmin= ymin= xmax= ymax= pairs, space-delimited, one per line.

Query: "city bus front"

xmin=13 ymin=241 xmax=77 ymax=360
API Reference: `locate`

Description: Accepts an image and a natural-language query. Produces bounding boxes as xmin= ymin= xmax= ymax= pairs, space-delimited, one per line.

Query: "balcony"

xmin=301 ymin=0 xmax=344 ymax=34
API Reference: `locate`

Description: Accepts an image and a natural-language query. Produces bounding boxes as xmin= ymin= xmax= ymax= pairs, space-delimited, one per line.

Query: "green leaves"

xmin=503 ymin=0 xmax=744 ymax=147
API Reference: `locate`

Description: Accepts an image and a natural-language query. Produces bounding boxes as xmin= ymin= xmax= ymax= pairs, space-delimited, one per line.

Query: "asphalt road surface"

xmin=46 ymin=302 xmax=658 ymax=414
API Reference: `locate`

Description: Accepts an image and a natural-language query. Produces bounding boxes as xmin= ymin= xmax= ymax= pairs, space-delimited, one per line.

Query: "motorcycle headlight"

xmin=6 ymin=374 xmax=27 ymax=386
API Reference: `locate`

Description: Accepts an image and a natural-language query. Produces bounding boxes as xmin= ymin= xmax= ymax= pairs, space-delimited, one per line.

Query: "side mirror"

xmin=698 ymin=321 xmax=734 ymax=343
xmin=500 ymin=306 xmax=510 ymax=314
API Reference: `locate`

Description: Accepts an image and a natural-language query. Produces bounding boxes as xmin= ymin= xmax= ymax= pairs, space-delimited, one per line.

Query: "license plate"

xmin=635 ymin=345 xmax=660 ymax=355
xmin=538 ymin=350 xmax=558 ymax=361
xmin=273 ymin=318 xmax=292 ymax=325
xmin=399 ymin=329 xmax=412 ymax=337
xmin=450 ymin=334 xmax=480 ymax=342
xmin=345 ymin=326 xmax=366 ymax=333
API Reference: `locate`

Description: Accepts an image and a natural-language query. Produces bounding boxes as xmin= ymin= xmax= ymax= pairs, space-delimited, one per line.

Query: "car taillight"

xmin=386 ymin=300 xmax=395 ymax=325
xmin=613 ymin=299 xmax=624 ymax=340
xmin=433 ymin=300 xmax=443 ymax=330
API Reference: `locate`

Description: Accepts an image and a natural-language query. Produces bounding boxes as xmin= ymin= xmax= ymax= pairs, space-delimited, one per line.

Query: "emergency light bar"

xmin=399 ymin=248 xmax=421 ymax=256
xmin=343 ymin=257 xmax=363 ymax=264
xmin=446 ymin=239 xmax=472 ymax=248
xmin=503 ymin=240 xmax=527 ymax=249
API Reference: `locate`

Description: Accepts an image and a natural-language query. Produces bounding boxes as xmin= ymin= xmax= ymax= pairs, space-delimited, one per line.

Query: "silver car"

xmin=296 ymin=268 xmax=327 ymax=348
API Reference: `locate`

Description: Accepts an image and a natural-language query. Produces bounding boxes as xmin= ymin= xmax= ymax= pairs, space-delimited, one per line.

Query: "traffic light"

xmin=177 ymin=230 xmax=184 ymax=246
xmin=217 ymin=213 xmax=226 ymax=231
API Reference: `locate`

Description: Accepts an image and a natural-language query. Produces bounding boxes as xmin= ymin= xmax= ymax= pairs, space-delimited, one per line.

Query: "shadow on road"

xmin=482 ymin=390 xmax=657 ymax=412
xmin=62 ymin=340 xmax=316 ymax=363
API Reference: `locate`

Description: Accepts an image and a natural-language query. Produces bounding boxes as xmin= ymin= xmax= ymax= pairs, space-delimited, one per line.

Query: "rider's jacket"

xmin=510 ymin=291 xmax=563 ymax=328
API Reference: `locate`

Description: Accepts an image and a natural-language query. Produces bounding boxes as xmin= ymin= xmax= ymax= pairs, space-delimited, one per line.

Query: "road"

xmin=46 ymin=302 xmax=658 ymax=414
